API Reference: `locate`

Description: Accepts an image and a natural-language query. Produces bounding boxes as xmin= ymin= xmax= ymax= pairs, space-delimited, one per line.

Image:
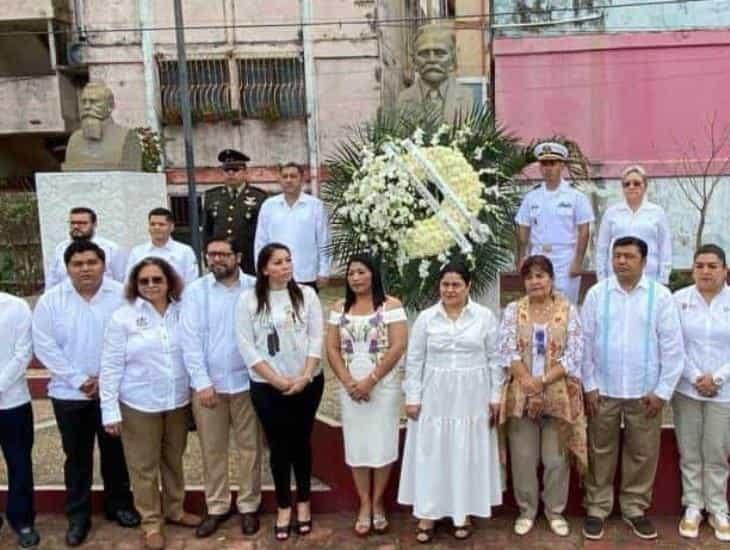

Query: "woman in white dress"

xmin=398 ymin=263 xmax=503 ymax=543
xmin=326 ymin=254 xmax=407 ymax=537
xmin=596 ymin=164 xmax=672 ymax=284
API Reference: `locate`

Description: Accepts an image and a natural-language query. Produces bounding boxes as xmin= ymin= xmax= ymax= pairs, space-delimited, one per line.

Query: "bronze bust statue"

xmin=396 ymin=24 xmax=475 ymax=122
xmin=63 ymin=82 xmax=143 ymax=172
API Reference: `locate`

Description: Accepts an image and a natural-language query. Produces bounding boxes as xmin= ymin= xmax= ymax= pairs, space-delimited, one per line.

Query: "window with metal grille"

xmin=238 ymin=57 xmax=306 ymax=120
xmin=158 ymin=59 xmax=231 ymax=122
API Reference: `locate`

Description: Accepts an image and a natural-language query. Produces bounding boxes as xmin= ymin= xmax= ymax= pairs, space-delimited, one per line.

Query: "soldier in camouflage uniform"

xmin=202 ymin=149 xmax=268 ymax=276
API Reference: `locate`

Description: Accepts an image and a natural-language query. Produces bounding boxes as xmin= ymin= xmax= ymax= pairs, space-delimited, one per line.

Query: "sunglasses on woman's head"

xmin=138 ymin=276 xmax=165 ymax=286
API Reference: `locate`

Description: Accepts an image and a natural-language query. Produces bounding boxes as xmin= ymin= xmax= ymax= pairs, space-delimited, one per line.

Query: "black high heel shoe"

xmin=274 ymin=521 xmax=292 ymax=541
xmin=296 ymin=518 xmax=312 ymax=535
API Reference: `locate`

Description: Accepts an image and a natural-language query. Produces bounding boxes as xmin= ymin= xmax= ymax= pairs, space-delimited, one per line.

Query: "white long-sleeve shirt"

xmin=0 ymin=293 xmax=32 ymax=410
xmin=100 ymin=299 xmax=190 ymax=425
xmin=498 ymin=300 xmax=583 ymax=378
xmin=581 ymin=275 xmax=684 ymax=401
xmin=673 ymin=285 xmax=730 ymax=403
xmin=403 ymin=300 xmax=504 ymax=405
xmin=596 ymin=200 xmax=672 ymax=284
xmin=235 ymin=285 xmax=323 ymax=383
xmin=254 ymin=193 xmax=331 ymax=282
xmin=125 ymin=238 xmax=199 ymax=285
xmin=33 ymin=277 xmax=124 ymax=401
xmin=180 ymin=271 xmax=256 ymax=393
xmin=45 ymin=235 xmax=127 ymax=290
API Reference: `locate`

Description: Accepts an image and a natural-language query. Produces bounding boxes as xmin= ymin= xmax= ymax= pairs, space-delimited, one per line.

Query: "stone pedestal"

xmin=36 ymin=171 xmax=168 ymax=276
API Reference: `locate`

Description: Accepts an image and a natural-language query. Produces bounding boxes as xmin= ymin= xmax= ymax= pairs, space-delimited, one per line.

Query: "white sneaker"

xmin=709 ymin=513 xmax=730 ymax=542
xmin=513 ymin=517 xmax=534 ymax=536
xmin=547 ymin=515 xmax=570 ymax=537
xmin=678 ymin=507 xmax=702 ymax=539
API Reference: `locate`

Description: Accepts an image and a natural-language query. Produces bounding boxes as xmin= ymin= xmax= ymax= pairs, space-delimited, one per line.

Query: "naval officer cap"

xmin=218 ymin=149 xmax=250 ymax=169
xmin=534 ymin=142 xmax=568 ymax=161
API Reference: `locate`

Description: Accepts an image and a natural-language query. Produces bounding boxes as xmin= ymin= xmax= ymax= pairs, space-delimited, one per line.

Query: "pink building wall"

xmin=494 ymin=30 xmax=730 ymax=178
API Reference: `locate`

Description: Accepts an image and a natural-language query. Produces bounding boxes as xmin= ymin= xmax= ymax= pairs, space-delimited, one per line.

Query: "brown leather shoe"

xmin=143 ymin=532 xmax=165 ymax=550
xmin=166 ymin=512 xmax=202 ymax=528
xmin=241 ymin=512 xmax=260 ymax=535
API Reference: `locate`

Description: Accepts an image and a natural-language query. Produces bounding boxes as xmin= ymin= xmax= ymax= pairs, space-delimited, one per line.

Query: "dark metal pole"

xmin=173 ymin=0 xmax=202 ymax=271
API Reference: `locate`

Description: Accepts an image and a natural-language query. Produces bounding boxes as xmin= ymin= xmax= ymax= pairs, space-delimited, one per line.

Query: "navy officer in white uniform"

xmin=515 ymin=142 xmax=595 ymax=303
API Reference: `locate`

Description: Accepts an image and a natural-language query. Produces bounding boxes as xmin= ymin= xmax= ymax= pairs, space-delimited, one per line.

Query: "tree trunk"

xmin=696 ymin=206 xmax=707 ymax=251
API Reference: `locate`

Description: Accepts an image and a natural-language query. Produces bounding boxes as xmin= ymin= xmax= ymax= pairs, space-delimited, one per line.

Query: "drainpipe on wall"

xmin=139 ymin=0 xmax=164 ymax=168
xmin=300 ymin=0 xmax=320 ymax=196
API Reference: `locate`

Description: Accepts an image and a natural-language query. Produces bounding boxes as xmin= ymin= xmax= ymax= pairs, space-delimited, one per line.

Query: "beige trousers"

xmin=192 ymin=390 xmax=263 ymax=515
xmin=584 ymin=397 xmax=662 ymax=519
xmin=508 ymin=416 xmax=570 ymax=520
xmin=673 ymin=392 xmax=730 ymax=516
xmin=120 ymin=403 xmax=189 ymax=535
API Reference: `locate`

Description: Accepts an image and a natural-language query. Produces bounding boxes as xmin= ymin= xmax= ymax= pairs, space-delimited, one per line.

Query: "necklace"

xmin=528 ymin=297 xmax=554 ymax=321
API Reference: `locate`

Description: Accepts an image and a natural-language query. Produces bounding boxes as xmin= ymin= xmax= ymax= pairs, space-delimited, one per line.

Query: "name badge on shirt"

xmin=136 ymin=315 xmax=150 ymax=329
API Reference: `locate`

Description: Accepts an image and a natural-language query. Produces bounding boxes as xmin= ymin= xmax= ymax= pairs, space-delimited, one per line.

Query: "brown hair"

xmin=124 ymin=257 xmax=184 ymax=303
xmin=520 ymin=255 xmax=555 ymax=280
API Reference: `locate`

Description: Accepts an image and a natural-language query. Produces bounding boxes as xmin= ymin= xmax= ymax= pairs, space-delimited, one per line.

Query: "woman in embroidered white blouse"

xmin=100 ymin=257 xmax=200 ymax=550
xmin=397 ymin=263 xmax=503 ymax=543
xmin=326 ymin=254 xmax=407 ymax=537
xmin=596 ymin=165 xmax=672 ymax=284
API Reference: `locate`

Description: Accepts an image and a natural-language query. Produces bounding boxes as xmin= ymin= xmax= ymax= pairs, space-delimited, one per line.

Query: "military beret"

xmin=218 ymin=149 xmax=250 ymax=168
xmin=534 ymin=142 xmax=568 ymax=161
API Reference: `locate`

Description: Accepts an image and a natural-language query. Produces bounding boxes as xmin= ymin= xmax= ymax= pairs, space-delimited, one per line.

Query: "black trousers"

xmin=51 ymin=398 xmax=135 ymax=524
xmin=0 ymin=402 xmax=35 ymax=531
xmin=250 ymin=374 xmax=324 ymax=508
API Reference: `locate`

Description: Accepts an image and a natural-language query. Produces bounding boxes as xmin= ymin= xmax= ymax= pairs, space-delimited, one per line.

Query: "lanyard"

xmin=600 ymin=279 xmax=656 ymax=394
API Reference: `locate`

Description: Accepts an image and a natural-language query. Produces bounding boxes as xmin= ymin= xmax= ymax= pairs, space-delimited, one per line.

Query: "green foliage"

xmin=322 ymin=104 xmax=532 ymax=310
xmin=0 ymin=180 xmax=43 ymax=295
xmin=135 ymin=127 xmax=163 ymax=172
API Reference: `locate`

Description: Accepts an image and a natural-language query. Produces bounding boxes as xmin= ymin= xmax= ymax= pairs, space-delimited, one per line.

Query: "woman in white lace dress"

xmin=326 ymin=255 xmax=407 ymax=537
xmin=397 ymin=263 xmax=503 ymax=543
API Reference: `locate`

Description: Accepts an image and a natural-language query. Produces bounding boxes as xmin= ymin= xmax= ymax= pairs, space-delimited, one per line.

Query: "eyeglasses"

xmin=622 ymin=180 xmax=643 ymax=188
xmin=138 ymin=276 xmax=165 ymax=286
xmin=535 ymin=328 xmax=546 ymax=356
xmin=206 ymin=251 xmax=235 ymax=259
xmin=223 ymin=167 xmax=243 ymax=174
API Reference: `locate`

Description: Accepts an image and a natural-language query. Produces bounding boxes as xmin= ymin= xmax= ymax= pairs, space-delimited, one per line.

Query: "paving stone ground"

xmin=0 ymin=513 xmax=725 ymax=549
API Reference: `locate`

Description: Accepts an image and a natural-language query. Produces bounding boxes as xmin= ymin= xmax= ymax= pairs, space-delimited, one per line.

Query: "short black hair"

xmin=694 ymin=243 xmax=727 ymax=267
xmin=613 ymin=236 xmax=648 ymax=259
xmin=204 ymin=234 xmax=240 ymax=254
xmin=438 ymin=262 xmax=472 ymax=285
xmin=69 ymin=206 xmax=97 ymax=224
xmin=279 ymin=162 xmax=304 ymax=175
xmin=63 ymin=239 xmax=106 ymax=266
xmin=148 ymin=207 xmax=174 ymax=222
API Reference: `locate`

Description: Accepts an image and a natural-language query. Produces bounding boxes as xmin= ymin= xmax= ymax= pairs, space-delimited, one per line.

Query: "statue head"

xmin=413 ymin=24 xmax=457 ymax=88
xmin=80 ymin=82 xmax=115 ymax=140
